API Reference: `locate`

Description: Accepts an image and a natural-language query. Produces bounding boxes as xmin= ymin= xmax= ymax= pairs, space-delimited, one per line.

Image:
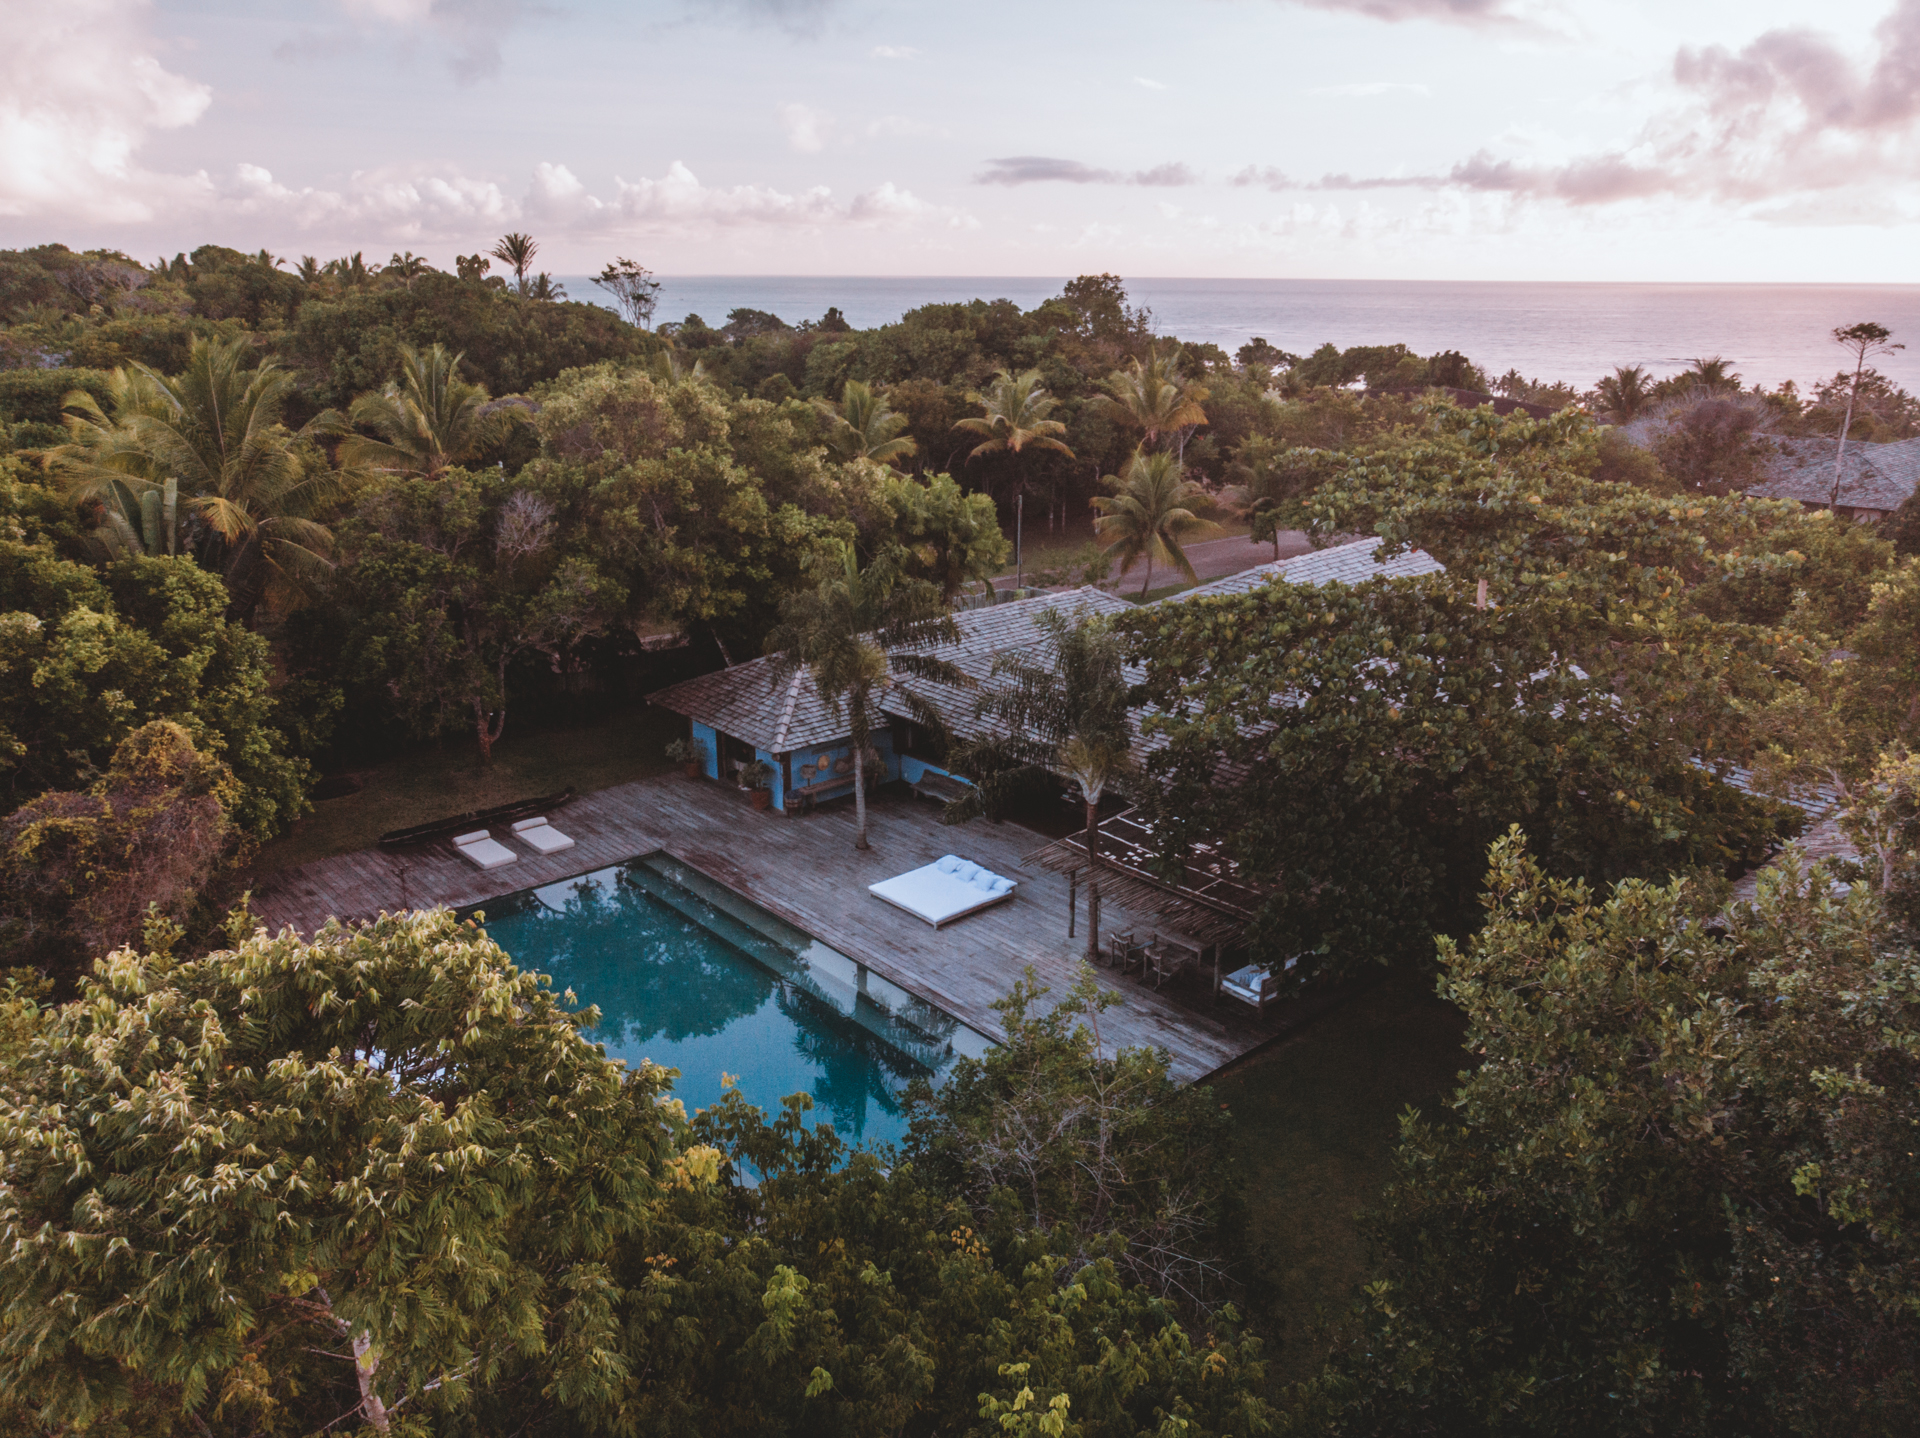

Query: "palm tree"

xmin=945 ymin=607 xmax=1132 ymax=961
xmin=1220 ymin=434 xmax=1293 ymax=560
xmin=50 ymin=335 xmax=344 ymax=627
xmin=953 ymin=368 xmax=1074 ymax=494
xmin=1678 ymin=356 xmax=1741 ymax=393
xmin=1092 ymin=450 xmax=1220 ymax=598
xmin=1594 ymin=365 xmax=1652 ymax=424
xmin=764 ymin=543 xmax=967 ymax=850
xmin=386 ymin=251 xmax=432 ymax=292
xmin=338 ymin=344 xmax=516 ymax=480
xmin=1097 ymin=342 xmax=1208 ymax=456
xmin=815 ymin=379 xmax=916 ymax=465
xmin=490 ymin=233 xmax=539 ymax=296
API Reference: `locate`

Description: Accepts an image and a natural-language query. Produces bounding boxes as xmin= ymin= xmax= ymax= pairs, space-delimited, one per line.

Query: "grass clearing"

xmin=249 ymin=704 xmax=684 ymax=877
xmin=1209 ymin=968 xmax=1469 ymax=1383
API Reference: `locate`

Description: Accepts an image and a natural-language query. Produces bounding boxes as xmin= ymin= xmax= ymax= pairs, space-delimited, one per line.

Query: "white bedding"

xmin=452 ymin=830 xmax=517 ymax=869
xmin=512 ymin=817 xmax=576 ymax=854
xmin=869 ymin=854 xmax=1017 ymax=928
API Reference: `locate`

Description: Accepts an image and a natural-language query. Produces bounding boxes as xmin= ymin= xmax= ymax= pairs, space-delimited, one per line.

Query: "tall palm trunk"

xmin=1138 ymin=553 xmax=1154 ymax=599
xmin=1083 ymin=795 xmax=1102 ymax=963
xmin=851 ymin=692 xmax=871 ymax=851
xmin=1834 ymin=352 xmax=1868 ymax=506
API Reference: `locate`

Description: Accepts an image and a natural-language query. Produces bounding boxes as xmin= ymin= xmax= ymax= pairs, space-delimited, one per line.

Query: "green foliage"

xmin=0 ymin=471 xmax=305 ymax=840
xmin=0 ymin=907 xmax=678 ymax=1435
xmin=881 ymin=469 xmax=1009 ymax=599
xmin=0 ymin=721 xmax=236 ymax=984
xmin=907 ymin=967 xmax=1239 ymax=1309
xmin=1298 ymin=832 xmax=1920 ymax=1436
xmin=332 ymin=468 xmax=627 ymax=760
xmin=0 ymin=915 xmax=1280 ymax=1437
xmin=1092 ymin=450 xmax=1220 ymax=596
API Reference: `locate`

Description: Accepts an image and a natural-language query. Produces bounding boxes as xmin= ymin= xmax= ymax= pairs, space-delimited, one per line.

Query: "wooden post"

xmin=1068 ymin=869 xmax=1077 ymax=939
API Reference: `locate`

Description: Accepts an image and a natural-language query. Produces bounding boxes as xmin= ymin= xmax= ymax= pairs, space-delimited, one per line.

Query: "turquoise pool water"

xmin=471 ymin=854 xmax=991 ymax=1149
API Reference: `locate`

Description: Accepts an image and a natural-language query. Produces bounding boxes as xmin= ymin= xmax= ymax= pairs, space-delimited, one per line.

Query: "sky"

xmin=3 ymin=0 xmax=1919 ymax=281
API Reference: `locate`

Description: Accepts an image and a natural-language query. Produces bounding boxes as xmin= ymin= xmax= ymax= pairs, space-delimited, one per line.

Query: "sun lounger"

xmin=869 ymin=854 xmax=1017 ymax=928
xmin=451 ymin=829 xmax=517 ymax=869
xmin=511 ymin=816 xmax=576 ymax=854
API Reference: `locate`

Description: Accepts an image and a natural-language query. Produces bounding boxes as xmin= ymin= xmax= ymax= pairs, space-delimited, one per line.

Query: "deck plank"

xmin=249 ymin=777 xmax=1283 ymax=1082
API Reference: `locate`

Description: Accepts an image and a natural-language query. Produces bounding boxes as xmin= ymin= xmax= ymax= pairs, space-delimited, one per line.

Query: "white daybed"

xmin=1218 ymin=957 xmax=1297 ymax=1016
xmin=869 ymin=854 xmax=1017 ymax=928
xmin=451 ymin=829 xmax=517 ymax=870
xmin=511 ymin=816 xmax=576 ymax=854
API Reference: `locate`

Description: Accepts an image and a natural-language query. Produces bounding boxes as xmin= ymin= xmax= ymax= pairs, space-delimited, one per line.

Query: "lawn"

xmin=1208 ymin=969 xmax=1469 ymax=1383
xmin=247 ymin=704 xmax=685 ymax=877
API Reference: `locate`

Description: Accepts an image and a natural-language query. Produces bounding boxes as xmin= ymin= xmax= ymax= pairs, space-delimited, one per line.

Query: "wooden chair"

xmin=1106 ymin=929 xmax=1145 ymax=975
xmin=1143 ymin=936 xmax=1200 ymax=991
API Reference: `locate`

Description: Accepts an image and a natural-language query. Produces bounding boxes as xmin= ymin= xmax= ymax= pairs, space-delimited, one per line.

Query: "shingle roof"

xmin=648 ymin=543 xmax=1444 ymax=752
xmin=1746 ymin=436 xmax=1920 ymax=513
xmin=1180 ymin=536 xmax=1445 ymax=600
xmin=647 ymin=589 xmax=1135 ymax=754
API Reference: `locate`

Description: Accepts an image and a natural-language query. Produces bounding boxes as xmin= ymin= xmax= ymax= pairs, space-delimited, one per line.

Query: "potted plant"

xmin=665 ymin=737 xmax=706 ymax=779
xmin=739 ymin=759 xmax=775 ymax=811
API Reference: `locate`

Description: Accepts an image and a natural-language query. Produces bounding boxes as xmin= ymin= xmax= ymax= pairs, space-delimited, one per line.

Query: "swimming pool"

xmin=471 ymin=854 xmax=992 ymax=1149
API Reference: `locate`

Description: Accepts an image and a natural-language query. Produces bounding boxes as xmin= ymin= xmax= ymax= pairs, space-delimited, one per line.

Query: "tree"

xmin=814 ymin=377 xmax=916 ymax=465
xmin=882 ymin=469 xmax=1009 ymax=600
xmin=0 ymin=906 xmax=682 ymax=1436
xmin=953 ymin=367 xmax=1074 ymax=500
xmin=0 ymin=470 xmax=307 ymax=840
xmin=49 ymin=334 xmax=344 ymax=626
xmin=1303 ymin=831 xmax=1920 ymax=1435
xmin=0 ymin=913 xmax=1280 ymax=1437
xmin=339 ymin=341 xmax=517 ymax=479
xmin=489 ymin=231 xmax=539 ymax=296
xmin=385 ymin=250 xmax=432 ymax=290
xmin=1220 ymin=435 xmax=1336 ymax=559
xmin=945 ymin=606 xmax=1133 ymax=960
xmin=1091 ymin=448 xmax=1219 ymax=597
xmin=905 ymin=966 xmax=1237 ymax=1307
xmin=1594 ymin=362 xmax=1652 ymax=423
xmin=764 ymin=542 xmax=965 ymax=850
xmin=0 ymin=721 xmax=235 ymax=985
xmin=1830 ymin=321 xmax=1904 ymax=504
xmin=591 ymin=256 xmax=662 ymax=327
xmin=1097 ymin=342 xmax=1210 ymax=457
xmin=335 ymin=469 xmax=625 ymax=761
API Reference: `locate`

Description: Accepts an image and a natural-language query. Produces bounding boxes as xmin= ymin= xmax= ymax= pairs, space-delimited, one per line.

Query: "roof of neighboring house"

xmin=648 ymin=539 xmax=1446 ymax=753
xmin=1746 ymin=436 xmax=1920 ymax=513
xmin=1182 ymin=536 xmax=1446 ymax=600
xmin=648 ymin=589 xmax=1132 ymax=755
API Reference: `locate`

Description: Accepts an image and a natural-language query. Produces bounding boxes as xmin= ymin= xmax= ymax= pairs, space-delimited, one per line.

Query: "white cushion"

xmin=453 ymin=829 xmax=490 ymax=845
xmin=989 ymin=876 xmax=1015 ymax=894
xmin=936 ymin=855 xmax=962 ymax=874
xmin=452 ymin=835 xmax=516 ymax=869
xmin=970 ymin=873 xmax=998 ymax=892
xmin=869 ymin=860 xmax=1018 ymax=926
xmin=518 ymin=824 xmax=575 ymax=854
xmin=511 ymin=817 xmax=549 ymax=833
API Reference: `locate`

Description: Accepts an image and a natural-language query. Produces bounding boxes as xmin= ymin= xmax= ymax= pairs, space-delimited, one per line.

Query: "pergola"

xmin=1026 ymin=807 xmax=1270 ymax=952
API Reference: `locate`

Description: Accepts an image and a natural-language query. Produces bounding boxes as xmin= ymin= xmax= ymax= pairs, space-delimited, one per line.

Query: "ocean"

xmin=555 ymin=276 xmax=1920 ymax=395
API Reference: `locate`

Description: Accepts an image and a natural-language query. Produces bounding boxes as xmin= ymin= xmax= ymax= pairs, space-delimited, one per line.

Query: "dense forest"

xmin=1 ymin=240 xmax=1919 ymax=1435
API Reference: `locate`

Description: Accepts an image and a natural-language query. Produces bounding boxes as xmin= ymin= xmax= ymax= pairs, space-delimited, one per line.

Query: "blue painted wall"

xmin=690 ymin=721 xmax=720 ymax=780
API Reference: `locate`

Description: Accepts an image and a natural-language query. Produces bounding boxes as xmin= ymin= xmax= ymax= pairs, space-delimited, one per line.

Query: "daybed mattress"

xmin=869 ymin=854 xmax=1017 ymax=928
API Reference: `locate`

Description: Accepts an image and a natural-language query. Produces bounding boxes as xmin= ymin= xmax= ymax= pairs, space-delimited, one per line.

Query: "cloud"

xmin=975 ymin=156 xmax=1199 ymax=187
xmin=700 ymin=0 xmax=837 ymax=36
xmin=1310 ymin=81 xmax=1432 ymax=97
xmin=780 ymin=103 xmax=831 ymax=153
xmin=1133 ymin=76 xmax=1167 ymax=90
xmin=278 ymin=0 xmax=543 ymax=84
xmin=1275 ymin=0 xmax=1518 ymax=25
xmin=0 ymin=0 xmax=213 ymax=224
xmin=1231 ymin=166 xmax=1293 ymax=190
xmin=870 ymin=44 xmax=918 ymax=59
xmin=1305 ymin=1 xmax=1920 ymax=207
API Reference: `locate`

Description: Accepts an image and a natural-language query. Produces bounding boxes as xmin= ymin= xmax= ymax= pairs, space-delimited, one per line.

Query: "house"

xmin=647 ymin=537 xmax=1444 ymax=814
xmin=1746 ymin=436 xmax=1920 ymax=522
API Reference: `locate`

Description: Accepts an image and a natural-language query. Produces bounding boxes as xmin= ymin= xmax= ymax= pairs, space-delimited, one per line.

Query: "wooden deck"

xmin=249 ymin=776 xmax=1291 ymax=1082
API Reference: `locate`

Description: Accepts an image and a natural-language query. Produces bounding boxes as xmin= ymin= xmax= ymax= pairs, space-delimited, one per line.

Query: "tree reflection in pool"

xmin=468 ymin=854 xmax=991 ymax=1149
